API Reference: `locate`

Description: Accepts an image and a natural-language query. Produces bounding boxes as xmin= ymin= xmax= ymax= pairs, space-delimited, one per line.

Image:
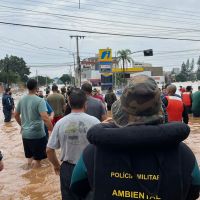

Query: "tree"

xmin=176 ymin=59 xmax=194 ymax=82
xmin=0 ymin=71 xmax=20 ymax=86
xmin=60 ymin=74 xmax=73 ymax=85
xmin=37 ymin=76 xmax=53 ymax=86
xmin=196 ymin=56 xmax=200 ymax=80
xmin=0 ymin=55 xmax=30 ymax=85
xmin=117 ymin=49 xmax=133 ymax=85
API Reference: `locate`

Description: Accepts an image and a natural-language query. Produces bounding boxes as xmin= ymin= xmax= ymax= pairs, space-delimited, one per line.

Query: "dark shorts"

xmin=22 ymin=137 xmax=47 ymax=160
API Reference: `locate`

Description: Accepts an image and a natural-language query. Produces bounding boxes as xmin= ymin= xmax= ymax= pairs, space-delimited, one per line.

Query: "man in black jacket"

xmin=2 ymin=88 xmax=13 ymax=122
xmin=70 ymin=75 xmax=200 ymax=200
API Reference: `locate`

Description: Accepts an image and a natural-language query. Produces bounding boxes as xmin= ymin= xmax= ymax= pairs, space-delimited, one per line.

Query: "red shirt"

xmin=93 ymin=94 xmax=104 ymax=103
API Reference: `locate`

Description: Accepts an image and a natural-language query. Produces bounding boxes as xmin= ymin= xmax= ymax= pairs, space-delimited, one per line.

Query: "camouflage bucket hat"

xmin=111 ymin=75 xmax=161 ymax=127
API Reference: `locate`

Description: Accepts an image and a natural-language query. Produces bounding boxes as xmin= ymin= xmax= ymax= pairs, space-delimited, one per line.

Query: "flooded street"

xmin=0 ymin=108 xmax=200 ymax=199
xmin=0 ymin=105 xmax=61 ymax=200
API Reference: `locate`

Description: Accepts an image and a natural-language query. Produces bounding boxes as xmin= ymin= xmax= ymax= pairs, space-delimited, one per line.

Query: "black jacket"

xmin=71 ymin=122 xmax=200 ymax=200
xmin=2 ymin=93 xmax=13 ymax=110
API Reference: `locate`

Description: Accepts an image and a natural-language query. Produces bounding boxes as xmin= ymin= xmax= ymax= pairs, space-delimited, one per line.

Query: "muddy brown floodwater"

xmin=0 ymin=107 xmax=200 ymax=199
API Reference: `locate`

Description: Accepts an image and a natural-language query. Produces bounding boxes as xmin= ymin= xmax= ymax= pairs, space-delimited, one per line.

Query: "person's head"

xmin=108 ymin=87 xmax=113 ymax=92
xmin=180 ymin=86 xmax=182 ymax=89
xmin=27 ymin=79 xmax=38 ymax=91
xmin=164 ymin=83 xmax=170 ymax=89
xmin=5 ymin=88 xmax=10 ymax=93
xmin=67 ymin=86 xmax=74 ymax=96
xmin=38 ymin=90 xmax=43 ymax=98
xmin=166 ymin=84 xmax=177 ymax=96
xmin=93 ymin=88 xmax=98 ymax=95
xmin=46 ymin=90 xmax=50 ymax=96
xmin=61 ymin=87 xmax=66 ymax=94
xmin=198 ymin=86 xmax=200 ymax=91
xmin=81 ymin=82 xmax=92 ymax=95
xmin=68 ymin=88 xmax=87 ymax=110
xmin=186 ymin=86 xmax=192 ymax=92
xmin=52 ymin=84 xmax=58 ymax=92
xmin=111 ymin=75 xmax=161 ymax=127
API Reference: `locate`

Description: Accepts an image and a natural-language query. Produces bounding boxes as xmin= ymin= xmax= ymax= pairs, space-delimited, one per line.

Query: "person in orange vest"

xmin=179 ymin=86 xmax=186 ymax=94
xmin=182 ymin=86 xmax=192 ymax=114
xmin=162 ymin=84 xmax=188 ymax=124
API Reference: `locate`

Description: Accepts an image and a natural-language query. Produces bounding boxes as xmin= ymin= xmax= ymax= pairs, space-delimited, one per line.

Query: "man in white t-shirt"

xmin=46 ymin=88 xmax=100 ymax=200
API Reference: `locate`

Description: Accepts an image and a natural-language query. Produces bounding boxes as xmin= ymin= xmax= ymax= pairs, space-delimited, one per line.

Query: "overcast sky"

xmin=1 ymin=0 xmax=200 ymax=78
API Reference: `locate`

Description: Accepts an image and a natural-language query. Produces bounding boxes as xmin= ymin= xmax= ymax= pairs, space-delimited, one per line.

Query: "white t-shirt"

xmin=47 ymin=112 xmax=100 ymax=164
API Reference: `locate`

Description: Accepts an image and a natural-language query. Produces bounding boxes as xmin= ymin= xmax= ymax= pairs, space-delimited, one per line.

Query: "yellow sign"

xmin=101 ymin=73 xmax=112 ymax=77
xmin=112 ymin=67 xmax=144 ymax=73
xmin=99 ymin=49 xmax=112 ymax=62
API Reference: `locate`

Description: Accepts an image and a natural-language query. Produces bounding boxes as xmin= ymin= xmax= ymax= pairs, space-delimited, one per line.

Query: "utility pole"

xmin=36 ymin=70 xmax=38 ymax=84
xmin=79 ymin=0 xmax=80 ymax=8
xmin=46 ymin=75 xmax=47 ymax=87
xmin=70 ymin=35 xmax=85 ymax=87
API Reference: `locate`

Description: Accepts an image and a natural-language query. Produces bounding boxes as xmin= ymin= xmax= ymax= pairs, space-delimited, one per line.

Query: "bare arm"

xmin=49 ymin=111 xmax=54 ymax=121
xmin=46 ymin=147 xmax=60 ymax=175
xmin=101 ymin=114 xmax=107 ymax=122
xmin=14 ymin=111 xmax=21 ymax=126
xmin=40 ymin=112 xmax=53 ymax=131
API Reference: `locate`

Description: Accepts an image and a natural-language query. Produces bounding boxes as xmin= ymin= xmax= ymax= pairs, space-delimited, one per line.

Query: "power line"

xmin=3 ymin=0 xmax=200 ymax=24
xmin=1 ymin=21 xmax=200 ymax=42
xmin=1 ymin=2 xmax=200 ymax=29
xmin=2 ymin=3 xmax=200 ymax=34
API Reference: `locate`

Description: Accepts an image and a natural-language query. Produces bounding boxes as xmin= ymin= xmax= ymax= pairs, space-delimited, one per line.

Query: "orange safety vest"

xmin=166 ymin=96 xmax=184 ymax=122
xmin=182 ymin=92 xmax=191 ymax=106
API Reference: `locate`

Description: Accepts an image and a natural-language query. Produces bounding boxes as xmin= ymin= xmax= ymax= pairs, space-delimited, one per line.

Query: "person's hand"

xmin=48 ymin=130 xmax=52 ymax=136
xmin=0 ymin=160 xmax=4 ymax=171
xmin=54 ymin=164 xmax=60 ymax=175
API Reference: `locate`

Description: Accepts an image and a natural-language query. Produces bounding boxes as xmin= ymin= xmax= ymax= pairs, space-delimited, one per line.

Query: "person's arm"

xmin=70 ymin=154 xmax=91 ymax=198
xmin=186 ymin=159 xmax=200 ymax=200
xmin=49 ymin=112 xmax=54 ymax=121
xmin=162 ymin=96 xmax=168 ymax=107
xmin=47 ymin=123 xmax=61 ymax=174
xmin=38 ymin=99 xmax=53 ymax=131
xmin=182 ymin=104 xmax=189 ymax=124
xmin=46 ymin=148 xmax=60 ymax=175
xmin=40 ymin=112 xmax=53 ymax=131
xmin=14 ymin=111 xmax=21 ymax=126
xmin=61 ymin=96 xmax=66 ymax=113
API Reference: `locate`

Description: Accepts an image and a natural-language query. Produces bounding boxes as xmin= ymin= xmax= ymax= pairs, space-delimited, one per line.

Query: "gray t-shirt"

xmin=47 ymin=112 xmax=100 ymax=164
xmin=86 ymin=96 xmax=106 ymax=121
xmin=16 ymin=95 xmax=47 ymax=139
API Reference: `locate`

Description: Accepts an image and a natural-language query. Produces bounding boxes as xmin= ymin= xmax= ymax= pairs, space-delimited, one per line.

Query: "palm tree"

xmin=117 ymin=49 xmax=133 ymax=85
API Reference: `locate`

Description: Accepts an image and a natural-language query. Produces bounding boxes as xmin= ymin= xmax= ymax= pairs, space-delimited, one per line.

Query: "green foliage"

xmin=196 ymin=56 xmax=200 ymax=80
xmin=0 ymin=71 xmax=20 ymax=85
xmin=176 ymin=59 xmax=195 ymax=82
xmin=37 ymin=76 xmax=53 ymax=86
xmin=117 ymin=49 xmax=133 ymax=85
xmin=0 ymin=55 xmax=30 ymax=85
xmin=60 ymin=74 xmax=73 ymax=84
